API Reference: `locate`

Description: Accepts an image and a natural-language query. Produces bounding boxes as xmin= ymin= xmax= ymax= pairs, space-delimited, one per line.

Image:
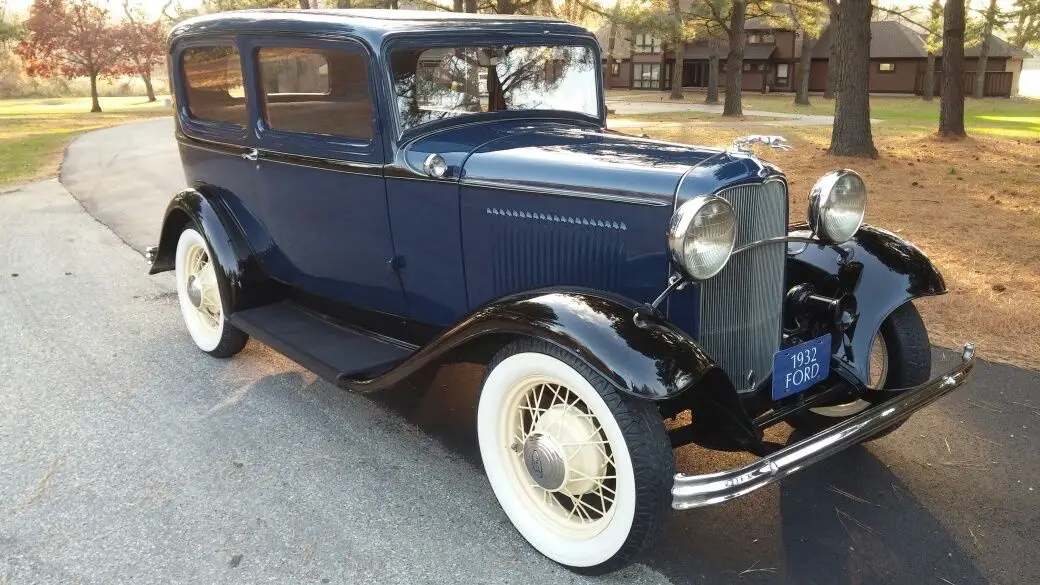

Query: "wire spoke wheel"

xmin=174 ymin=227 xmax=247 ymax=357
xmin=810 ymin=332 xmax=886 ymax=417
xmin=505 ymin=379 xmax=619 ymax=534
xmin=477 ymin=341 xmax=673 ymax=573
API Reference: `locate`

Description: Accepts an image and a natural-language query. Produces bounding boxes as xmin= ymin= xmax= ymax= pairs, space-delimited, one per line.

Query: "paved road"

xmin=0 ymin=119 xmax=1034 ymax=584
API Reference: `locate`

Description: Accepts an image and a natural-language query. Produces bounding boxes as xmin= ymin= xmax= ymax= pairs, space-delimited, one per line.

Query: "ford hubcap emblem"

xmin=522 ymin=432 xmax=566 ymax=491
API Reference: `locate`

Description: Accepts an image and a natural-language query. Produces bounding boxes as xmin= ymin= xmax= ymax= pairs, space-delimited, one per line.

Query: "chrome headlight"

xmin=667 ymin=196 xmax=737 ymax=280
xmin=808 ymin=170 xmax=867 ymax=243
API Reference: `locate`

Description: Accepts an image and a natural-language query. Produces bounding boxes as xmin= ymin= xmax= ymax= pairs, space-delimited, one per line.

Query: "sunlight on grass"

xmin=975 ymin=115 xmax=1040 ymax=124
xmin=0 ymin=96 xmax=172 ymax=186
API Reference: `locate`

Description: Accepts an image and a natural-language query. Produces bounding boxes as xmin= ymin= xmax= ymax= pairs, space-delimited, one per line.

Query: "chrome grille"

xmin=698 ymin=181 xmax=787 ymax=391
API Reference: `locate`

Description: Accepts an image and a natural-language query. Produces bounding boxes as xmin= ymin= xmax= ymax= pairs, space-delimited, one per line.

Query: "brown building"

xmin=809 ymin=21 xmax=1031 ymax=96
xmin=598 ymin=19 xmax=1031 ymax=97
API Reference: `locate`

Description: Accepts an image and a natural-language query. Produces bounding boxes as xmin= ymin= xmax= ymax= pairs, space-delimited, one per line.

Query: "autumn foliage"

xmin=16 ymin=0 xmax=166 ymax=112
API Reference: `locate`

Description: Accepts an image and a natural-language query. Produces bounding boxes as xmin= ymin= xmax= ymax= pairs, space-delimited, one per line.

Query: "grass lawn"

xmin=611 ymin=111 xmax=1040 ymax=369
xmin=0 ymin=96 xmax=171 ymax=187
xmin=607 ymin=90 xmax=1040 ymax=139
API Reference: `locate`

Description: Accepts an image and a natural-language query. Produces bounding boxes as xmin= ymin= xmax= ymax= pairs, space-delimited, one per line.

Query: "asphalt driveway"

xmin=0 ymin=118 xmax=1035 ymax=584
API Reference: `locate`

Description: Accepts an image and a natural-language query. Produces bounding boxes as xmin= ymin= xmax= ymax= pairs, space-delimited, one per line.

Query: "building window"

xmin=776 ymin=63 xmax=789 ymax=85
xmin=632 ymin=63 xmax=661 ymax=89
xmin=257 ymin=46 xmax=373 ymax=141
xmin=744 ymin=62 xmax=758 ymax=72
xmin=181 ymin=45 xmax=247 ymax=127
xmin=634 ymin=34 xmax=662 ymax=54
xmin=747 ymin=33 xmax=761 ymax=44
xmin=879 ymin=62 xmax=896 ymax=73
xmin=610 ymin=61 xmax=621 ymax=77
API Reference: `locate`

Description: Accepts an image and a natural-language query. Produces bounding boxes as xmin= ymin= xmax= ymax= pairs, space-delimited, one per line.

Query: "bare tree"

xmin=973 ymin=0 xmax=1001 ymax=98
xmin=706 ymin=36 xmax=720 ymax=104
xmin=922 ymin=0 xmax=943 ymax=101
xmin=939 ymin=0 xmax=966 ymax=136
xmin=828 ymin=0 xmax=876 ymax=157
xmin=824 ymin=0 xmax=837 ymax=98
xmin=722 ymin=0 xmax=747 ymax=116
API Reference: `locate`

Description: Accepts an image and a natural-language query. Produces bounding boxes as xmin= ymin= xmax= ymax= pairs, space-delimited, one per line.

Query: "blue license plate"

xmin=772 ymin=334 xmax=832 ymax=400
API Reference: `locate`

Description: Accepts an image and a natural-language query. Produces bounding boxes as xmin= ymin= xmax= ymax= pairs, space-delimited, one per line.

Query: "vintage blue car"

xmin=148 ymin=9 xmax=975 ymax=573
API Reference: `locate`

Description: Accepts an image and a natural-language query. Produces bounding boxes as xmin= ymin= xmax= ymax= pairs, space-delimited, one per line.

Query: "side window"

xmin=258 ymin=46 xmax=373 ymax=142
xmin=182 ymin=45 xmax=247 ymax=127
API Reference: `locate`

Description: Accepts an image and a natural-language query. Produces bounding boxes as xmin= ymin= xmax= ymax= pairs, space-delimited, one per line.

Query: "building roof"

xmin=811 ymin=20 xmax=1031 ymax=59
xmin=170 ymin=9 xmax=590 ymax=49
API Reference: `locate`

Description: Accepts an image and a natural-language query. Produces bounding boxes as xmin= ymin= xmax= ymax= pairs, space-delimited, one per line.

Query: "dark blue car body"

xmin=151 ymin=8 xmax=951 ymax=435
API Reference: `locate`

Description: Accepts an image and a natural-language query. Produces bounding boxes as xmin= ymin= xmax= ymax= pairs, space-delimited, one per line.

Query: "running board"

xmin=229 ymin=302 xmax=413 ymax=384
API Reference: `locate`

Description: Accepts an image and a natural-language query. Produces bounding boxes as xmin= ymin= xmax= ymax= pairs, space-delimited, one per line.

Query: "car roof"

xmin=168 ymin=9 xmax=594 ymax=50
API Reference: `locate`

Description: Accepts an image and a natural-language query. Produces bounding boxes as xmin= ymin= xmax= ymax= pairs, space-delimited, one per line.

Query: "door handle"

xmin=241 ymin=148 xmax=258 ymax=162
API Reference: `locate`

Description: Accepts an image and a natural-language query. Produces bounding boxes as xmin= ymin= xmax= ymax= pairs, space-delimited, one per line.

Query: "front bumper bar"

xmin=672 ymin=342 xmax=976 ymax=510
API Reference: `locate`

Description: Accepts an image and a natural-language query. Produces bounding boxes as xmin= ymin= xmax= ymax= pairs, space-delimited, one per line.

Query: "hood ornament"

xmin=731 ymin=135 xmax=794 ymax=153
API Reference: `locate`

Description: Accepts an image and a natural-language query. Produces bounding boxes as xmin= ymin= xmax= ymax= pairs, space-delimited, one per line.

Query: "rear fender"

xmin=149 ymin=188 xmax=281 ymax=312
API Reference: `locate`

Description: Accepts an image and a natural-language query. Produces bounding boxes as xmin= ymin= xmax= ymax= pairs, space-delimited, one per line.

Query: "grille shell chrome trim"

xmin=697 ymin=180 xmax=788 ymax=391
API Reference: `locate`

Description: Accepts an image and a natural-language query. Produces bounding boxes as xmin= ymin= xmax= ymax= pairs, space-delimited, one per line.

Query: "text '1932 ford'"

xmin=146 ymin=9 xmax=976 ymax=574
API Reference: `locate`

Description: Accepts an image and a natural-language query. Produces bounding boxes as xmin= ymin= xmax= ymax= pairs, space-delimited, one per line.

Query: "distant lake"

xmin=1022 ymin=58 xmax=1040 ymax=97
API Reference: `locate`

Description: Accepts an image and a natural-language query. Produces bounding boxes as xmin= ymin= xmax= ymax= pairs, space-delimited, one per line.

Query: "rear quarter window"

xmin=181 ymin=45 xmax=247 ymax=127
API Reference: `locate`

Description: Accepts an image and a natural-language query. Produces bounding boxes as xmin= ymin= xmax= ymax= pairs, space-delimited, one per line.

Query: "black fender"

xmin=345 ymin=288 xmax=726 ymax=402
xmin=149 ymin=188 xmax=282 ymax=312
xmin=787 ymin=224 xmax=946 ymax=383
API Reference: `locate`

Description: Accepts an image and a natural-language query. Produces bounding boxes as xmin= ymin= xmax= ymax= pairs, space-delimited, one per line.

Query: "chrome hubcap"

xmin=186 ymin=274 xmax=203 ymax=308
xmin=523 ymin=432 xmax=567 ymax=491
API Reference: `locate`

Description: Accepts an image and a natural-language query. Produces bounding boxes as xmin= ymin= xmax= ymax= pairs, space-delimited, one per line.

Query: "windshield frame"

xmin=380 ymin=31 xmax=605 ymax=142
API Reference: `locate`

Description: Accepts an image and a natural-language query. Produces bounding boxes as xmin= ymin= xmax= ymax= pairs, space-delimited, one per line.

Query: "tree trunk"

xmin=824 ymin=1 xmax=838 ymax=99
xmin=828 ymin=0 xmax=876 ymax=157
xmin=670 ymin=45 xmax=684 ymax=99
xmin=974 ymin=0 xmax=998 ymax=99
xmin=939 ymin=0 xmax=967 ymax=137
xmin=923 ymin=53 xmax=936 ymax=100
xmin=464 ymin=0 xmax=476 ymax=12
xmin=89 ymin=72 xmax=102 ymax=113
xmin=338 ymin=0 xmax=351 ymax=7
xmin=142 ymin=71 xmax=156 ymax=102
xmin=795 ymin=32 xmax=813 ymax=105
xmin=453 ymin=0 xmax=462 ymax=10
xmin=298 ymin=0 xmax=310 ymax=8
xmin=390 ymin=0 xmax=399 ymax=8
xmin=706 ymin=37 xmax=720 ymax=104
xmin=606 ymin=16 xmax=617 ymax=87
xmin=723 ymin=0 xmax=746 ymax=116
xmin=760 ymin=62 xmax=768 ymax=93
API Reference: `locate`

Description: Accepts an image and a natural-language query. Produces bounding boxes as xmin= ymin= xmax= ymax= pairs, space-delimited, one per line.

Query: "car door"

xmin=248 ymin=37 xmax=408 ymax=317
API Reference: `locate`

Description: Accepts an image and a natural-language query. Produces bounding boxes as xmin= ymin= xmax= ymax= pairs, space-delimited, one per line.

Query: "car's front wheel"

xmin=477 ymin=340 xmax=673 ymax=574
xmin=787 ymin=301 xmax=930 ymax=440
xmin=174 ymin=227 xmax=248 ymax=358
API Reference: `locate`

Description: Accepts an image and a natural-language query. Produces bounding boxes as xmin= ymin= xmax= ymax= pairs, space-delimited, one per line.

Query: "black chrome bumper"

xmin=672 ymin=342 xmax=976 ymax=510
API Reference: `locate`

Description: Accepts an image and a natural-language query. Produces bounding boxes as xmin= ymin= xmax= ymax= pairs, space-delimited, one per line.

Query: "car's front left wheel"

xmin=477 ymin=339 xmax=673 ymax=574
xmin=174 ymin=227 xmax=248 ymax=358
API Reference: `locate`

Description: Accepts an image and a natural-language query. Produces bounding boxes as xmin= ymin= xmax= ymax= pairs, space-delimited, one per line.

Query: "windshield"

xmin=389 ymin=44 xmax=599 ymax=132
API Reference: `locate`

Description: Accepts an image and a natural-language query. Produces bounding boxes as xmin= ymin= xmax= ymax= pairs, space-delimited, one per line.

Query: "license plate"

xmin=772 ymin=334 xmax=831 ymax=400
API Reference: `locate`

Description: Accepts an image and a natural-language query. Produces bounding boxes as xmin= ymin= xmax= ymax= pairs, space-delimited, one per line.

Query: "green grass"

xmin=0 ymin=96 xmax=171 ymax=186
xmin=607 ymin=90 xmax=1040 ymax=139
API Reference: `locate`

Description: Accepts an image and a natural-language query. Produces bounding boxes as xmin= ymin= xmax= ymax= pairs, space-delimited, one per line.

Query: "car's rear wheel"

xmin=787 ymin=302 xmax=930 ymax=440
xmin=174 ymin=227 xmax=248 ymax=358
xmin=477 ymin=339 xmax=673 ymax=574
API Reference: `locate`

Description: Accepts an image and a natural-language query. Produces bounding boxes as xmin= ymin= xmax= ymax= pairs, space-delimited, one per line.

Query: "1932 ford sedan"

xmin=149 ymin=9 xmax=975 ymax=573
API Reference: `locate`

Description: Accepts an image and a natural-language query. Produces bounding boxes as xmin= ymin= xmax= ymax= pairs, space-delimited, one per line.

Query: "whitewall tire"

xmin=174 ymin=227 xmax=248 ymax=358
xmin=477 ymin=339 xmax=673 ymax=574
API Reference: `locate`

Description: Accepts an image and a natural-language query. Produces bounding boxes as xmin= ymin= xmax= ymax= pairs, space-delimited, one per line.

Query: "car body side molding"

xmin=339 ymin=288 xmax=727 ymax=402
